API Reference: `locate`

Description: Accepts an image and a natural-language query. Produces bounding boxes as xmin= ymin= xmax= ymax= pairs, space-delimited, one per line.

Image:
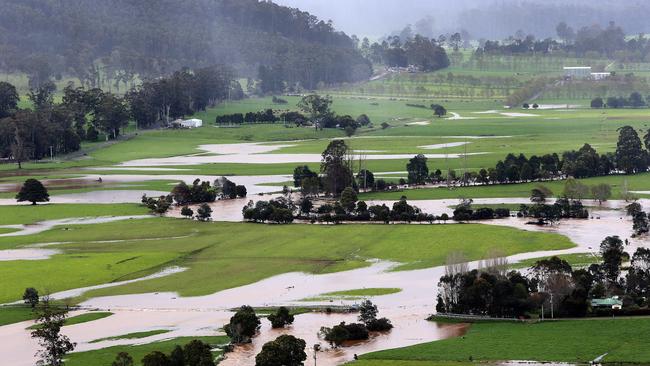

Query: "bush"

xmin=366 ymin=317 xmax=393 ymax=332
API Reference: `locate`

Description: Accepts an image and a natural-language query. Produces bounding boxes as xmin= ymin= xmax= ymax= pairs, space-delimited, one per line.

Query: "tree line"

xmin=0 ymin=0 xmax=370 ymax=91
xmin=437 ymin=238 xmax=650 ymax=319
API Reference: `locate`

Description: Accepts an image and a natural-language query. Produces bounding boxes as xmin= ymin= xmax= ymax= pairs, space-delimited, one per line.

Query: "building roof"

xmin=564 ymin=66 xmax=592 ymax=70
xmin=591 ymin=297 xmax=623 ymax=307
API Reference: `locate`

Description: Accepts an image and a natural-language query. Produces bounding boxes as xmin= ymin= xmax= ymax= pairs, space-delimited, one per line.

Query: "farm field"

xmin=0 ymin=216 xmax=574 ymax=304
xmin=353 ymin=318 xmax=650 ymax=364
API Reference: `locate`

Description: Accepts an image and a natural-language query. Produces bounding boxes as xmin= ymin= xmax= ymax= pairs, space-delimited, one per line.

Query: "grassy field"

xmin=355 ymin=318 xmax=650 ymax=364
xmin=27 ymin=312 xmax=114 ymax=330
xmin=89 ymin=329 xmax=172 ymax=343
xmin=0 ymin=216 xmax=574 ymax=304
xmin=301 ymin=288 xmax=401 ymax=301
xmin=361 ymin=172 xmax=650 ymax=201
xmin=66 ymin=336 xmax=228 ymax=366
xmin=512 ymin=253 xmax=601 ymax=270
xmin=0 ymin=306 xmax=37 ymax=326
xmin=0 ymin=204 xmax=148 ymax=225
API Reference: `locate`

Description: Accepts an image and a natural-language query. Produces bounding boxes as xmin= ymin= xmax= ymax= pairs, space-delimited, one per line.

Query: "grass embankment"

xmin=0 ymin=217 xmax=574 ymax=304
xmin=27 ymin=312 xmax=114 ymax=329
xmin=302 ymin=288 xmax=401 ymax=301
xmin=90 ymin=329 xmax=172 ymax=343
xmin=511 ymin=253 xmax=601 ymax=270
xmin=354 ymin=318 xmax=650 ymax=364
xmin=0 ymin=306 xmax=37 ymax=326
xmin=66 ymin=336 xmax=228 ymax=366
xmin=0 ymin=204 xmax=149 ymax=225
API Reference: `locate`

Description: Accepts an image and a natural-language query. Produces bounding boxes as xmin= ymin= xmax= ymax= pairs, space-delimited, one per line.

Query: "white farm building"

xmin=174 ymin=118 xmax=203 ymax=128
xmin=563 ymin=66 xmax=592 ymax=78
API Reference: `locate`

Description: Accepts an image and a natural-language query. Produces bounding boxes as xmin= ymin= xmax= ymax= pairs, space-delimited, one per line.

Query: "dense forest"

xmin=0 ymin=0 xmax=372 ymax=90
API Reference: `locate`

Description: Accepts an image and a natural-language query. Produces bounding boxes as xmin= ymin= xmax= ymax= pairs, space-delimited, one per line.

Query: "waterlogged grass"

xmin=90 ymin=329 xmax=172 ymax=343
xmin=357 ymin=318 xmax=650 ymax=364
xmin=0 ymin=204 xmax=149 ymax=226
xmin=66 ymin=336 xmax=227 ymax=366
xmin=511 ymin=253 xmax=601 ymax=270
xmin=0 ymin=306 xmax=37 ymax=326
xmin=302 ymin=288 xmax=402 ymax=301
xmin=0 ymin=218 xmax=574 ymax=303
xmin=27 ymin=312 xmax=113 ymax=329
xmin=361 ymin=172 xmax=650 ymax=201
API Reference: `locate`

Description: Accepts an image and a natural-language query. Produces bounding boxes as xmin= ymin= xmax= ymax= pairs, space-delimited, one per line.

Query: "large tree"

xmin=31 ymin=298 xmax=76 ymax=366
xmin=224 ymin=305 xmax=260 ymax=344
xmin=298 ymin=94 xmax=333 ymax=127
xmin=255 ymin=335 xmax=306 ymax=366
xmin=600 ymin=236 xmax=626 ymax=284
xmin=16 ymin=178 xmax=49 ymax=205
xmin=320 ymin=140 xmax=354 ymax=196
xmin=615 ymin=126 xmax=648 ymax=174
xmin=407 ymin=154 xmax=429 ymax=185
xmin=0 ymin=81 xmax=19 ymax=118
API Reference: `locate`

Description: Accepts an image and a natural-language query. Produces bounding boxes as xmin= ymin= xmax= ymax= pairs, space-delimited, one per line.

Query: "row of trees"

xmin=437 ymin=237 xmax=650 ymax=319
xmin=590 ymin=92 xmax=650 ymax=109
xmin=364 ymin=35 xmax=450 ymax=72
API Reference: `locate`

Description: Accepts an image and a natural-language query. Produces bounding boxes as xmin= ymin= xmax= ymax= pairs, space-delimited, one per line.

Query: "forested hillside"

xmin=0 ymin=0 xmax=372 ymax=89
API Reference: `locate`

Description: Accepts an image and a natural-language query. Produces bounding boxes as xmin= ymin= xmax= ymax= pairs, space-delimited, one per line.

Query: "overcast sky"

xmin=272 ymin=0 xmax=476 ymax=38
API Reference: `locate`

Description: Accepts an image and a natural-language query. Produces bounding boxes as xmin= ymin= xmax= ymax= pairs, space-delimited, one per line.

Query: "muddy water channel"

xmin=0 ymin=183 xmax=647 ymax=365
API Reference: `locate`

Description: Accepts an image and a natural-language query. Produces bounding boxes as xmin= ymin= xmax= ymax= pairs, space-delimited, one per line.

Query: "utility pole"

xmin=313 ymin=344 xmax=321 ymax=366
xmin=49 ymin=146 xmax=53 ymax=161
xmin=550 ymin=293 xmax=554 ymax=319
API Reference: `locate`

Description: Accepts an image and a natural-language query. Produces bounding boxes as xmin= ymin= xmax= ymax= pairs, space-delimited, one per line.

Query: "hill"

xmin=0 ymin=0 xmax=372 ymax=90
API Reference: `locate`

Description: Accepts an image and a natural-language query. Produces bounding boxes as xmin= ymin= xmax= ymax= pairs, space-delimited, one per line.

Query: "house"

xmin=563 ymin=66 xmax=592 ymax=79
xmin=591 ymin=296 xmax=623 ymax=310
xmin=174 ymin=118 xmax=203 ymax=128
xmin=590 ymin=72 xmax=612 ymax=81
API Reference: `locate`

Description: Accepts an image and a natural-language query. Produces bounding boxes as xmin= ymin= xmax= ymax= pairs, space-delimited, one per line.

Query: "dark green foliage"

xmin=142 ymin=351 xmax=170 ymax=366
xmin=243 ymin=198 xmax=294 ymax=224
xmin=171 ymin=180 xmax=217 ymax=205
xmin=432 ymin=104 xmax=447 ymax=117
xmin=224 ymin=305 xmax=260 ymax=344
xmin=292 ymin=166 xmax=318 ymax=188
xmin=267 ymin=307 xmax=294 ymax=329
xmin=356 ymin=169 xmax=375 ymax=190
xmin=16 ymin=179 xmax=49 ymax=205
xmin=616 ymin=126 xmax=648 ymax=174
xmin=255 ymin=335 xmax=306 ymax=366
xmin=319 ymin=323 xmax=349 ymax=348
xmin=181 ymin=207 xmax=194 ymax=219
xmin=406 ymin=154 xmax=429 ymax=185
xmin=0 ymin=81 xmax=19 ymax=118
xmin=196 ymin=204 xmax=213 ymax=222
xmin=320 ymin=140 xmax=354 ymax=196
xmin=182 ymin=340 xmax=215 ymax=366
xmin=22 ymin=287 xmax=39 ymax=309
xmin=600 ymin=236 xmax=625 ymax=284
xmin=112 ymin=352 xmax=134 ymax=366
xmin=339 ymin=187 xmax=358 ymax=213
xmin=142 ymin=195 xmax=173 ymax=215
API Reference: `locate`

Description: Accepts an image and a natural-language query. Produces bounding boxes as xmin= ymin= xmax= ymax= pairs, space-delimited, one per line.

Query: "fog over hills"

xmin=273 ymin=0 xmax=650 ymax=39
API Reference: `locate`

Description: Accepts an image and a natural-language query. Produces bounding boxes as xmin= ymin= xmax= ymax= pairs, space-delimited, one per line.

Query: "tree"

xmin=320 ymin=140 xmax=353 ymax=196
xmin=267 ymin=307 xmax=294 ymax=329
xmin=0 ymin=81 xmax=19 ymax=118
xmin=181 ymin=206 xmax=194 ymax=219
xmin=31 ymin=297 xmax=76 ymax=366
xmin=600 ymin=236 xmax=625 ymax=284
xmin=633 ymin=212 xmax=649 ymax=236
xmin=530 ymin=185 xmax=552 ymax=203
xmin=169 ymin=346 xmax=184 ymax=366
xmin=358 ymin=300 xmax=378 ymax=324
xmin=339 ymin=187 xmax=358 ymax=213
xmin=319 ymin=324 xmax=349 ymax=348
xmin=297 ymin=94 xmax=332 ymax=126
xmin=224 ymin=305 xmax=260 ymax=344
xmin=615 ymin=126 xmax=648 ymax=174
xmin=235 ymin=185 xmax=247 ymax=198
xmin=356 ymin=169 xmax=375 ymax=191
xmin=292 ymin=166 xmax=317 ymax=187
xmin=407 ymin=154 xmax=429 ymax=185
xmin=196 ymin=203 xmax=212 ymax=222
xmin=432 ymin=104 xmax=447 ymax=117
xmin=356 ymin=114 xmax=371 ymax=126
xmin=16 ymin=179 xmax=49 ymax=205
xmin=255 ymin=335 xmax=306 ymax=366
xmin=183 ymin=340 xmax=215 ymax=366
xmin=112 ymin=352 xmax=134 ymax=366
xmin=23 ymin=287 xmax=39 ymax=309
xmin=94 ymin=93 xmax=130 ymax=140
xmin=562 ymin=178 xmax=589 ymax=201
xmin=591 ymin=183 xmax=612 ymax=204
xmin=629 ymin=92 xmax=646 ymax=108
xmin=590 ymin=97 xmax=604 ymax=108
xmin=142 ymin=351 xmax=170 ymax=366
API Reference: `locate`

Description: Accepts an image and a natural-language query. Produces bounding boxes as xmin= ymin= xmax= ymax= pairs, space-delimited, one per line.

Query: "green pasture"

xmin=355 ymin=318 xmax=650 ymax=364
xmin=0 ymin=216 xmax=574 ymax=304
xmin=66 ymin=336 xmax=227 ymax=366
xmin=0 ymin=204 xmax=148 ymax=225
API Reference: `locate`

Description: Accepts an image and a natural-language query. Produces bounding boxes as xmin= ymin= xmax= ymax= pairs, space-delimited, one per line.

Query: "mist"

xmin=272 ymin=0 xmax=650 ymax=39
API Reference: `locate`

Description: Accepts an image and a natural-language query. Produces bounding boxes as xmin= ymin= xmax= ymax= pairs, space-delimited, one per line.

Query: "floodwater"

xmin=0 ymin=215 xmax=151 ymax=237
xmin=0 ymin=194 xmax=648 ymax=365
xmin=0 ymin=248 xmax=60 ymax=261
xmin=119 ymin=142 xmax=485 ymax=166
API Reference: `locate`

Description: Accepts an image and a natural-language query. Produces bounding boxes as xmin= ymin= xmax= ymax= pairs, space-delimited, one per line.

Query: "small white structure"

xmin=590 ymin=72 xmax=612 ymax=80
xmin=180 ymin=119 xmax=203 ymax=128
xmin=563 ymin=66 xmax=592 ymax=79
